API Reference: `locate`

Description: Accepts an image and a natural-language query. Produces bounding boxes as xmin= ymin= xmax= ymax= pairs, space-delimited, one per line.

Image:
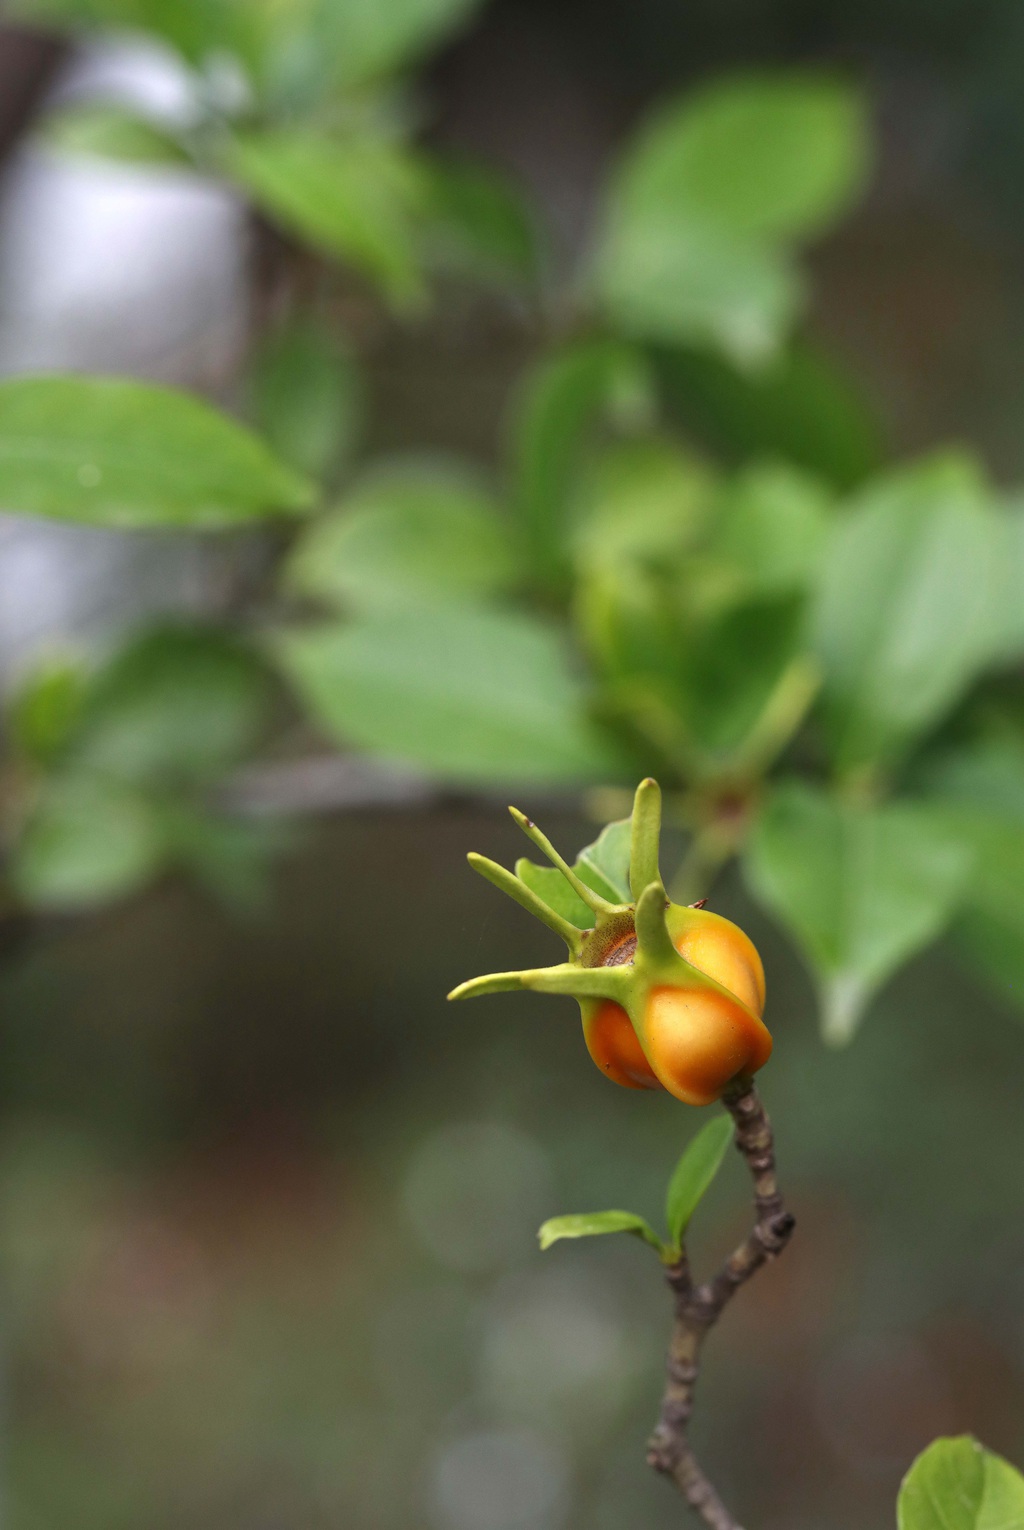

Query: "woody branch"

xmin=646 ymin=1079 xmax=795 ymax=1530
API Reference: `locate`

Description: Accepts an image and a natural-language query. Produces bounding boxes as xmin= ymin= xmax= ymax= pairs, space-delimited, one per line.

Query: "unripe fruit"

xmin=584 ymin=999 xmax=661 ymax=1090
xmin=449 ymin=779 xmax=774 ymax=1108
xmin=586 ymin=906 xmax=771 ymax=1102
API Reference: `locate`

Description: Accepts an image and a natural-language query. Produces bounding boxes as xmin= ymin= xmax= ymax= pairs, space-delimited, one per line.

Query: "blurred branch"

xmin=218 ymin=753 xmax=581 ymax=817
xmin=647 ymin=1080 xmax=795 ymax=1530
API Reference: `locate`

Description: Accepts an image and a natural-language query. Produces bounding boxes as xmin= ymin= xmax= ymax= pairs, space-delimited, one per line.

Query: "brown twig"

xmin=647 ymin=1079 xmax=795 ymax=1530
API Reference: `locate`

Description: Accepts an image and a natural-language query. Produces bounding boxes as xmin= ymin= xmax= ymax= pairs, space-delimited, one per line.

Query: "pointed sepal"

xmin=629 ymin=778 xmax=662 ymax=901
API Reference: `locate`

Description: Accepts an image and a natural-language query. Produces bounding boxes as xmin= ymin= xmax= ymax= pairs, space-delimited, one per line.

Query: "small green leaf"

xmin=747 ymin=782 xmax=972 ymax=1043
xmin=897 ymin=1436 xmax=1024 ymax=1530
xmin=275 ymin=607 xmax=619 ymax=786
xmin=224 ymin=131 xmax=428 ymax=307
xmin=11 ymin=777 xmax=165 ymax=910
xmin=41 ymin=103 xmax=191 ymax=166
xmin=813 ymin=453 xmax=1002 ymax=770
xmin=515 ymin=860 xmax=595 ymax=930
xmin=0 ymin=375 xmax=315 ymax=528
xmin=665 ymin=1114 xmax=734 ymax=1247
xmin=285 ymin=459 xmax=517 ymax=614
xmin=538 ymin=1211 xmax=665 ymax=1256
xmin=576 ymin=818 xmax=632 ymax=903
xmin=515 ymin=815 xmax=633 ymax=931
xmin=247 ymin=319 xmax=361 ymax=484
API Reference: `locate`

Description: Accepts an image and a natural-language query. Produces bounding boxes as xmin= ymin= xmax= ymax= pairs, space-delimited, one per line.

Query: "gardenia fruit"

xmin=448 ymin=779 xmax=772 ymax=1106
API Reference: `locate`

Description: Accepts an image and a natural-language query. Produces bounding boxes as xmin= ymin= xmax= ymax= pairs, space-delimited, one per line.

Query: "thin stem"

xmin=647 ymin=1080 xmax=795 ymax=1530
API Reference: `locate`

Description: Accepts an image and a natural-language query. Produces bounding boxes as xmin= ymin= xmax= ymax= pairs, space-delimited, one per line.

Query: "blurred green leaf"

xmin=247 ymin=319 xmax=361 ymax=484
xmin=897 ymin=1436 xmax=1024 ymax=1530
xmin=224 ymin=131 xmax=428 ymax=306
xmin=747 ymin=782 xmax=971 ymax=1043
xmin=917 ymin=738 xmax=1024 ymax=1008
xmin=69 ymin=628 xmax=272 ymax=784
xmin=596 ymin=75 xmax=870 ymax=364
xmin=8 ymin=656 xmax=89 ymax=767
xmin=814 ymin=453 xmax=1002 ymax=772
xmin=988 ymin=499 xmax=1024 ymax=664
xmin=706 ymin=463 xmax=833 ymax=597
xmin=0 ymin=375 xmax=315 ymax=527
xmin=683 ymin=594 xmax=808 ymax=762
xmin=41 ymin=103 xmax=191 ymax=166
xmin=576 ymin=560 xmax=684 ymax=698
xmin=425 ymin=158 xmax=539 ymax=285
xmin=538 ymin=1211 xmax=665 ymax=1255
xmin=600 ymin=221 xmax=800 ymax=370
xmin=512 ymin=338 xmax=654 ymax=580
xmin=306 ymin=0 xmax=483 ymax=91
xmin=569 ymin=438 xmax=714 ymax=571
xmin=7 ymin=0 xmax=213 ymax=61
xmin=11 ymin=777 xmax=165 ymax=910
xmin=285 ymin=459 xmax=517 ymax=613
xmin=665 ymin=1114 xmax=733 ymax=1247
xmin=275 ymin=607 xmax=619 ymax=785
xmin=654 ymin=340 xmax=884 ymax=491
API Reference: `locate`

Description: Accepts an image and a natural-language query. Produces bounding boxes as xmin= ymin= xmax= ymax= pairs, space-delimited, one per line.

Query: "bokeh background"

xmin=2 ymin=3 xmax=1024 ymax=1528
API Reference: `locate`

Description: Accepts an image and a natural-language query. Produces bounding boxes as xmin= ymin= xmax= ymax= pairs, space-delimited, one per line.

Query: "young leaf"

xmin=813 ymin=453 xmax=1002 ymax=771
xmin=515 ymin=860 xmax=596 ymax=931
xmin=665 ymin=1114 xmax=734 ymax=1247
xmin=538 ymin=1211 xmax=665 ymax=1257
xmin=595 ymin=75 xmax=870 ymax=364
xmin=285 ymin=460 xmax=517 ymax=614
xmin=897 ymin=1436 xmax=1024 ymax=1530
xmin=0 ymin=376 xmax=315 ymax=528
xmin=747 ymin=782 xmax=971 ymax=1044
xmin=247 ymin=320 xmax=361 ymax=485
xmin=274 ymin=607 xmax=620 ymax=786
xmin=576 ymin=818 xmax=632 ymax=903
xmin=223 ymin=131 xmax=428 ymax=307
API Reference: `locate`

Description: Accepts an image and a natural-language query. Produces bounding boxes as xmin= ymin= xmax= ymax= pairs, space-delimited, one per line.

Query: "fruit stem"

xmin=646 ymin=1080 xmax=795 ymax=1530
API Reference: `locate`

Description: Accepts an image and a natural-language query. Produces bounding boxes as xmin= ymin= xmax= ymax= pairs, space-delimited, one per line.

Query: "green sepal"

xmin=448 ymin=777 xmax=750 ymax=1027
xmin=449 ymin=961 xmax=631 ymax=1003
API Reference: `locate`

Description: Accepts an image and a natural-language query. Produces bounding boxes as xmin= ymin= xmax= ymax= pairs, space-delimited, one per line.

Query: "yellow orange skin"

xmin=643 ymin=985 xmax=772 ymax=1105
xmin=583 ymin=907 xmax=771 ymax=1102
xmin=584 ymin=1000 xmax=661 ymax=1090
